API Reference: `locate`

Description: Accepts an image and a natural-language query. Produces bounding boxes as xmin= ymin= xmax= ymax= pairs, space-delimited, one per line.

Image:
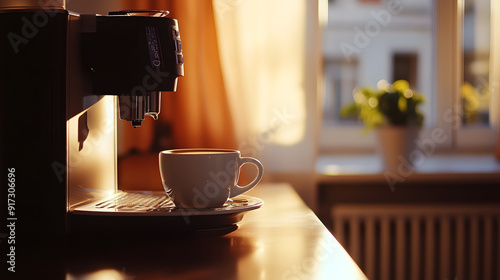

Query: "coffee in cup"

xmin=159 ymin=149 xmax=264 ymax=208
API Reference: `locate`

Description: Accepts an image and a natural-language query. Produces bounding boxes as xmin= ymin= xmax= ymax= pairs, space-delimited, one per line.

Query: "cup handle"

xmin=230 ymin=157 xmax=264 ymax=198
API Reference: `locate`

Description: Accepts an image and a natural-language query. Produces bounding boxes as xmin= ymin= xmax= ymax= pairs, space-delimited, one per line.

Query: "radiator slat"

xmin=334 ymin=217 xmax=345 ymax=246
xmin=364 ymin=217 xmax=376 ymax=280
xmin=425 ymin=217 xmax=435 ymax=280
xmin=455 ymin=216 xmax=466 ymax=280
xmin=470 ymin=218 xmax=480 ymax=280
xmin=349 ymin=217 xmax=361 ymax=265
xmin=410 ymin=218 xmax=420 ymax=280
xmin=439 ymin=216 xmax=451 ymax=280
xmin=395 ymin=216 xmax=406 ymax=280
xmin=484 ymin=216 xmax=493 ymax=280
xmin=380 ymin=217 xmax=391 ymax=280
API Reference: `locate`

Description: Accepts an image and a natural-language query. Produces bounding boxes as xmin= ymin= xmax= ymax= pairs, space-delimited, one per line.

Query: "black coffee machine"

xmin=0 ymin=0 xmax=184 ymax=245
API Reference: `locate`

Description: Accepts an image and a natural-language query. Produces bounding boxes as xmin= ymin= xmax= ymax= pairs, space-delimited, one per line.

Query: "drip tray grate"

xmin=93 ymin=192 xmax=175 ymax=211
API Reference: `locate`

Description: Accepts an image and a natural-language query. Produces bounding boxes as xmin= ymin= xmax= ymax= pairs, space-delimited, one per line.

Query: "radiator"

xmin=331 ymin=204 xmax=500 ymax=280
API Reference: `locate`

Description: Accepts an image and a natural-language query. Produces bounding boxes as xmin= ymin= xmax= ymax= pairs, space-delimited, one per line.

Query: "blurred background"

xmin=67 ymin=1 xmax=500 ymax=279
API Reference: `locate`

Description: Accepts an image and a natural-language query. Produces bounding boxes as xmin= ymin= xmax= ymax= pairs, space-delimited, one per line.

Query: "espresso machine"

xmin=0 ymin=0 xmax=185 ymax=248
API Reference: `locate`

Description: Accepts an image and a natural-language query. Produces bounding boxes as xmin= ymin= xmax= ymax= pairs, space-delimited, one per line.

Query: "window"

xmin=320 ymin=0 xmax=498 ymax=153
xmin=323 ymin=58 xmax=359 ymax=124
xmin=462 ymin=0 xmax=491 ymax=126
xmin=392 ymin=53 xmax=418 ymax=87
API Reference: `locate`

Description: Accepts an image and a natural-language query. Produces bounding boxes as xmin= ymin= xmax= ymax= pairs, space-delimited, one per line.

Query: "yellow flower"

xmin=398 ymin=96 xmax=407 ymax=112
xmin=392 ymin=80 xmax=410 ymax=93
xmin=377 ymin=79 xmax=391 ymax=91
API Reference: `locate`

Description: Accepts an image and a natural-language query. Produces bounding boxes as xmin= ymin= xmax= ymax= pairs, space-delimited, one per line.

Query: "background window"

xmin=323 ymin=59 xmax=359 ymax=124
xmin=321 ymin=0 xmax=434 ymax=151
xmin=321 ymin=0 xmax=497 ymax=152
xmin=462 ymin=0 xmax=491 ymax=127
xmin=392 ymin=52 xmax=418 ymax=88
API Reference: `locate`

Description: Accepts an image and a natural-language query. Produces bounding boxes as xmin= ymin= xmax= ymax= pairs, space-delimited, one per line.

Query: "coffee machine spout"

xmin=118 ymin=91 xmax=161 ymax=127
xmin=145 ymin=91 xmax=161 ymax=120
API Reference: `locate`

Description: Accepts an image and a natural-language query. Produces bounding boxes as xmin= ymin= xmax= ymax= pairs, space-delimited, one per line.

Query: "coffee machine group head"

xmin=83 ymin=10 xmax=184 ymax=127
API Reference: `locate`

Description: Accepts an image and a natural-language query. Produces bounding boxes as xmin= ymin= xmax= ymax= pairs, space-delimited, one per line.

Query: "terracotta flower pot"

xmin=376 ymin=125 xmax=421 ymax=171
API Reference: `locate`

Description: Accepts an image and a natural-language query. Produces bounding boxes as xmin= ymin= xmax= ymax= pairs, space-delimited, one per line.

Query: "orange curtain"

xmin=120 ymin=0 xmax=237 ymax=152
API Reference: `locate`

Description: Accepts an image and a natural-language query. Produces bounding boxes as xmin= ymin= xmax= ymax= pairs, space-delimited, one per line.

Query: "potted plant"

xmin=340 ymin=79 xmax=425 ymax=170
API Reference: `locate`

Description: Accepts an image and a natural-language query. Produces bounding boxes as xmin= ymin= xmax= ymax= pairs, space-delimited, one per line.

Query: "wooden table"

xmin=63 ymin=183 xmax=367 ymax=280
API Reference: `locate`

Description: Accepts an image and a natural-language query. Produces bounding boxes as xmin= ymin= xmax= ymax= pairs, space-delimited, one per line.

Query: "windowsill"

xmin=316 ymin=153 xmax=500 ymax=182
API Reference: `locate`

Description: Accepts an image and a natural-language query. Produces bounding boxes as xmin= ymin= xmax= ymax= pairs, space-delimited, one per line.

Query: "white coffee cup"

xmin=159 ymin=148 xmax=264 ymax=209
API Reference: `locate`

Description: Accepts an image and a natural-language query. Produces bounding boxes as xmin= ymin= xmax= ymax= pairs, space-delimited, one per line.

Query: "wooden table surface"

xmin=63 ymin=183 xmax=367 ymax=280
